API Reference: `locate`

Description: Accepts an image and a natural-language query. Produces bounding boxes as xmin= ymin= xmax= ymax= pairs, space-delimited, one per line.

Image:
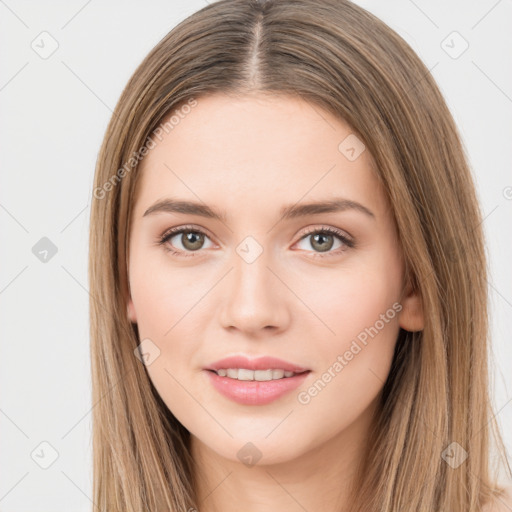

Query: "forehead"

xmin=133 ymin=93 xmax=388 ymax=221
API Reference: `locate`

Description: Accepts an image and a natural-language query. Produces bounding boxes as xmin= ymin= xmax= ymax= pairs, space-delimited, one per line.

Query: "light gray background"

xmin=1 ymin=1 xmax=511 ymax=510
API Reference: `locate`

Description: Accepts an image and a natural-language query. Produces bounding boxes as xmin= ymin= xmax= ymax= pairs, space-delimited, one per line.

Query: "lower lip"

xmin=204 ymin=370 xmax=310 ymax=405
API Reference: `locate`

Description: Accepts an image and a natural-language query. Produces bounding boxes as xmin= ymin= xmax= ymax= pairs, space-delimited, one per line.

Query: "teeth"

xmin=272 ymin=369 xmax=284 ymax=379
xmin=214 ymin=368 xmax=300 ymax=381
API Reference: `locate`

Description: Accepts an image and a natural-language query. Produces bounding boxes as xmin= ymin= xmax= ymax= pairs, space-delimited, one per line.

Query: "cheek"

xmin=129 ymin=247 xmax=208 ymax=338
xmin=292 ymin=261 xmax=401 ymax=421
xmin=294 ymin=308 xmax=400 ymax=450
xmin=291 ymin=258 xmax=402 ymax=348
xmin=128 ymin=250 xmax=210 ymax=403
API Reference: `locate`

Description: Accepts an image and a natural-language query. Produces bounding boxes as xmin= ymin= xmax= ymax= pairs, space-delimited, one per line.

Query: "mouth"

xmin=203 ymin=355 xmax=311 ymax=405
xmin=206 ymin=368 xmax=308 ymax=381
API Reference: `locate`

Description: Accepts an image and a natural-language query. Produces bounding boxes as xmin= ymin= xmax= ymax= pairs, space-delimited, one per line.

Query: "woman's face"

xmin=127 ymin=93 xmax=422 ymax=466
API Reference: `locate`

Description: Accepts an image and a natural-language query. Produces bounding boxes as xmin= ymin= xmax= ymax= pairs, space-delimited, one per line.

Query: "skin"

xmin=126 ymin=92 xmax=424 ymax=512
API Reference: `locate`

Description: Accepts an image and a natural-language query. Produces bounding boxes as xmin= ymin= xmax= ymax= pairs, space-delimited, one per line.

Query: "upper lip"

xmin=205 ymin=355 xmax=310 ymax=373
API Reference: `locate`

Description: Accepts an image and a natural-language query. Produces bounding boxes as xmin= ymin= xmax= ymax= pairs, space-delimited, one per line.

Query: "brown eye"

xmin=158 ymin=226 xmax=214 ymax=257
xmin=309 ymin=232 xmax=335 ymax=252
xmin=178 ymin=231 xmax=205 ymax=251
xmin=295 ymin=226 xmax=354 ymax=257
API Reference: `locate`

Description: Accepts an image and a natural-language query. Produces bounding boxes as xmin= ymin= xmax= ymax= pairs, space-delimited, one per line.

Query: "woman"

xmin=88 ymin=0 xmax=511 ymax=510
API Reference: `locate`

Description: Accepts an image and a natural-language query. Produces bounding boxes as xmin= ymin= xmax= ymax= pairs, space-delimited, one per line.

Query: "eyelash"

xmin=156 ymin=224 xmax=355 ymax=259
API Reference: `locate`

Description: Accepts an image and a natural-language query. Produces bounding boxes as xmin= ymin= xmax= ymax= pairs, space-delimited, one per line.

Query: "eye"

xmin=157 ymin=224 xmax=355 ymax=259
xmin=157 ymin=225 xmax=214 ymax=257
xmin=294 ymin=226 xmax=354 ymax=258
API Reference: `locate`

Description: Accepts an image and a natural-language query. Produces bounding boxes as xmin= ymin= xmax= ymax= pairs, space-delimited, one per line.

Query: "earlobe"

xmin=127 ymin=298 xmax=137 ymax=323
xmin=398 ymin=279 xmax=424 ymax=332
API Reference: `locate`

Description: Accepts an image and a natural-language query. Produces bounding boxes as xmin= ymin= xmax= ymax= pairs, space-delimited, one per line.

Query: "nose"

xmin=218 ymin=245 xmax=291 ymax=336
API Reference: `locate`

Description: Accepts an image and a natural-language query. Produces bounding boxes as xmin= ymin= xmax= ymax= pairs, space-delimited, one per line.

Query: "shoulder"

xmin=482 ymin=484 xmax=512 ymax=512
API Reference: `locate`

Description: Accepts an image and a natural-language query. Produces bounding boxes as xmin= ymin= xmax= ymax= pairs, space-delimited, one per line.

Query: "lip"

xmin=204 ymin=369 xmax=310 ymax=405
xmin=204 ymin=355 xmax=310 ymax=373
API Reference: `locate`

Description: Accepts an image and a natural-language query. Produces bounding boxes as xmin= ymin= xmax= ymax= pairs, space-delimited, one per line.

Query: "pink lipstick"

xmin=204 ymin=355 xmax=311 ymax=405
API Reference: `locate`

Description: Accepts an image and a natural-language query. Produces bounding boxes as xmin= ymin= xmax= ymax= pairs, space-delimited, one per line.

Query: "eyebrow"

xmin=143 ymin=197 xmax=375 ymax=221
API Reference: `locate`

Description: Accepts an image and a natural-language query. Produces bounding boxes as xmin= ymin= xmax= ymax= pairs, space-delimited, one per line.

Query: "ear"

xmin=127 ymin=296 xmax=137 ymax=323
xmin=398 ymin=277 xmax=424 ymax=332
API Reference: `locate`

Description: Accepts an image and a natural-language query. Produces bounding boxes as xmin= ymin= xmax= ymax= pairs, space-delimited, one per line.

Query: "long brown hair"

xmin=88 ymin=0 xmax=511 ymax=509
